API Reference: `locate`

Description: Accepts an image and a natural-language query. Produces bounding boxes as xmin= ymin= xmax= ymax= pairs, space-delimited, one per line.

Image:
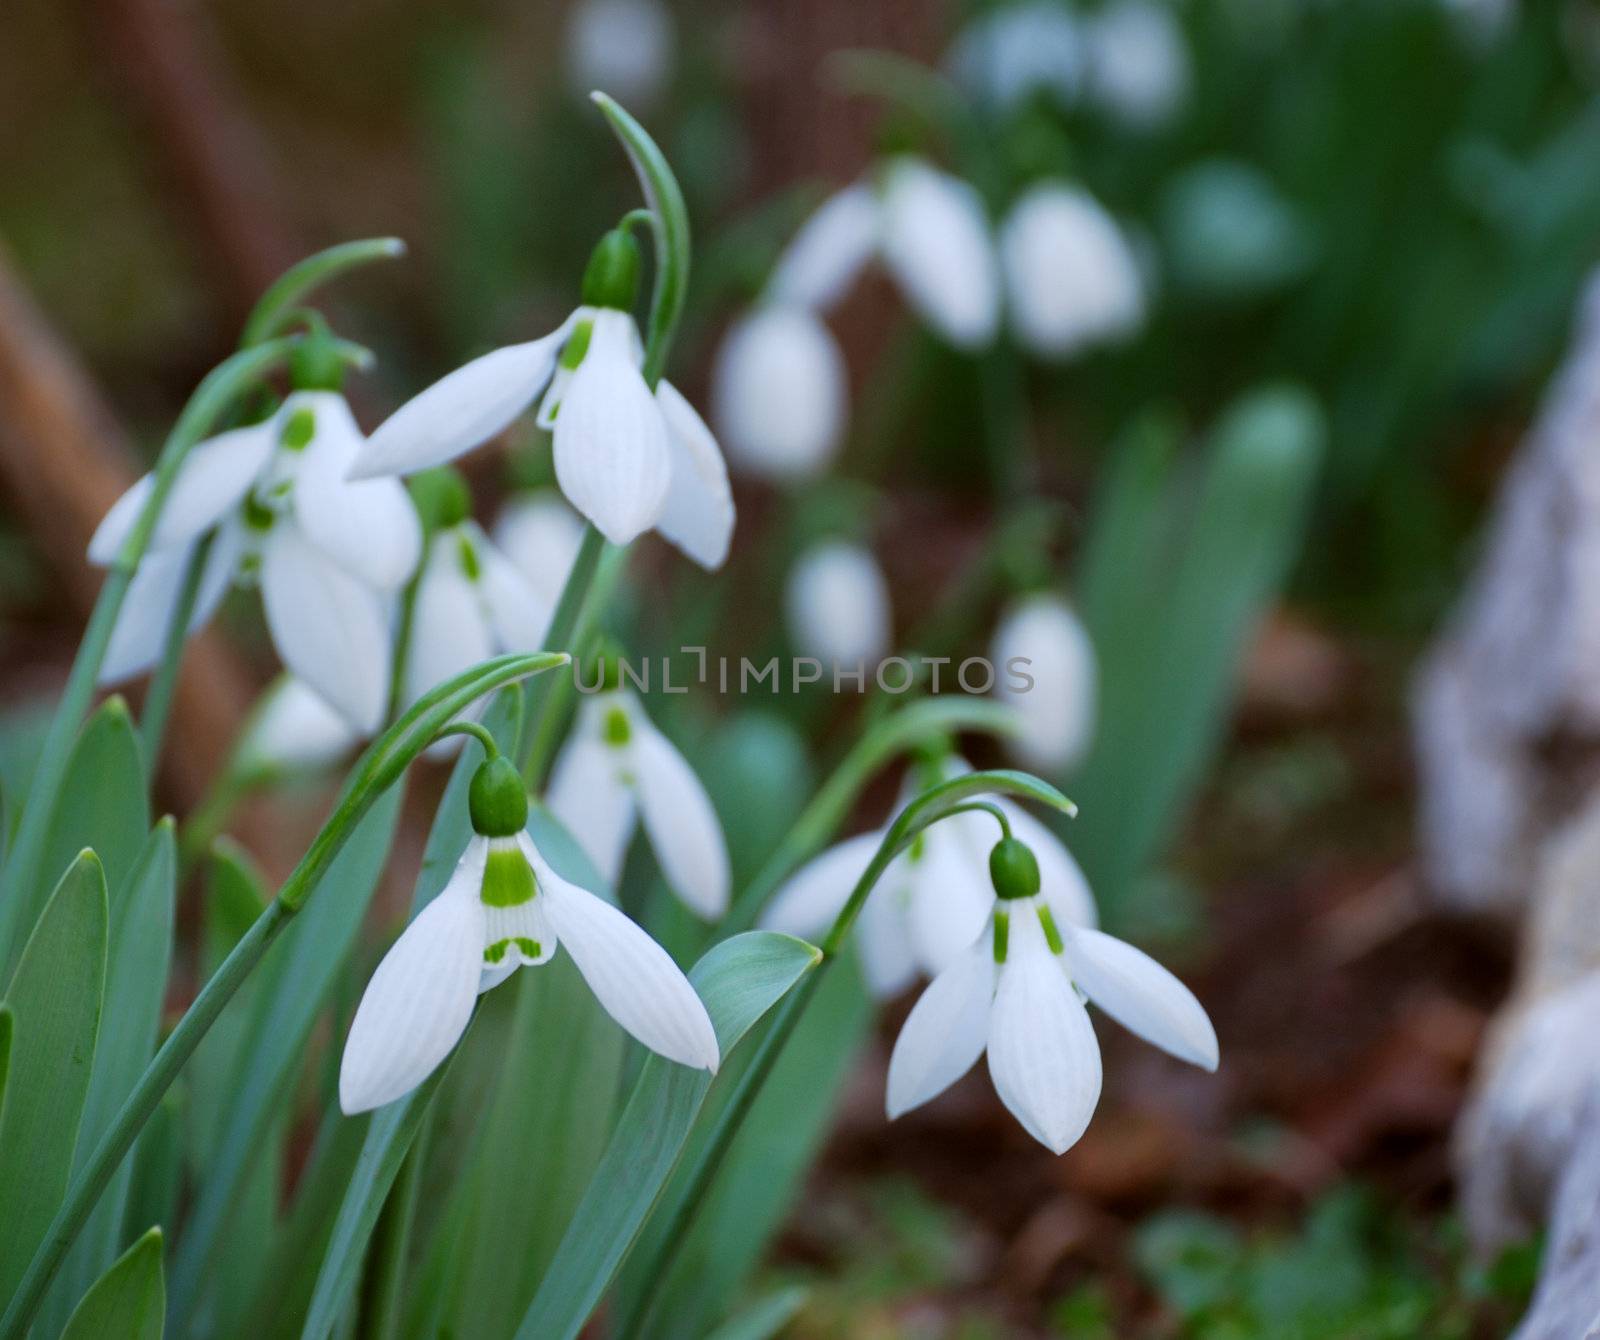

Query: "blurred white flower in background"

xmin=887 ymin=889 xmax=1217 ymax=1153
xmin=91 ymin=390 xmax=421 ymax=732
xmin=763 ymin=764 xmax=1097 ymax=996
xmin=1000 ymin=182 xmax=1146 ymax=358
xmin=493 ymin=488 xmax=584 ymax=609
xmin=564 ymin=0 xmax=676 ymax=107
xmin=1159 ymin=160 xmax=1312 ymax=302
xmin=947 ymin=1 xmax=1084 ymax=110
xmin=712 ymin=305 xmax=848 ymax=481
xmin=237 ymin=675 xmax=358 ymax=777
xmin=549 ymin=688 xmax=731 ymax=917
xmin=771 ymin=158 xmax=1001 ymax=351
xmin=784 ymin=540 xmax=893 ymax=669
xmin=991 ymin=593 xmax=1097 ymax=773
xmin=1084 ymin=0 xmax=1191 ymax=129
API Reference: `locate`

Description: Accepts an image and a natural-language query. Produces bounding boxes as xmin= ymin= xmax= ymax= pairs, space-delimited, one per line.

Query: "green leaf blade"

xmin=58 ymin=1226 xmax=164 ymax=1340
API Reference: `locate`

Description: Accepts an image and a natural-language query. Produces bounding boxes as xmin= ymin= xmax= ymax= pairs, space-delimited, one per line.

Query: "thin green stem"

xmin=137 ymin=532 xmax=213 ymax=779
xmin=431 ymin=720 xmax=500 ymax=758
xmin=240 ymin=238 xmax=406 ymax=347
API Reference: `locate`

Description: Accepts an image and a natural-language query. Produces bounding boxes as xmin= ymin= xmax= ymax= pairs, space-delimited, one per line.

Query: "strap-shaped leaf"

xmin=0 ymin=851 xmax=108 ymax=1302
xmin=58 ymin=1226 xmax=164 ymax=1340
xmin=702 ymin=1285 xmax=809 ymax=1340
xmin=39 ymin=823 xmax=175 ymax=1337
xmin=513 ymin=930 xmax=821 ymax=1340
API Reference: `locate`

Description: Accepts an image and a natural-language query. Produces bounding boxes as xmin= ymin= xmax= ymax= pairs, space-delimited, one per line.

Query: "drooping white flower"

xmin=348 ymin=231 xmax=733 ymax=567
xmin=947 ymin=1 xmax=1084 ymax=111
xmin=565 ymin=0 xmax=676 ymax=108
xmin=339 ymin=755 xmax=719 ymax=1113
xmin=548 ymin=689 xmax=730 ymax=919
xmin=405 ymin=519 xmax=551 ymax=711
xmin=236 ymin=675 xmax=359 ymax=777
xmin=887 ymin=875 xmax=1217 ymax=1154
xmin=999 ymin=183 xmax=1145 ymax=359
xmin=992 ymin=593 xmax=1097 ymax=773
xmin=762 ymin=758 xmax=1097 ymax=996
xmin=90 ymin=391 xmax=421 ymax=732
xmin=711 ymin=306 xmax=848 ymax=481
xmin=770 ymin=158 xmax=1000 ymax=351
xmin=784 ymin=540 xmax=892 ymax=669
xmin=1084 ymin=0 xmax=1190 ymax=129
xmin=493 ymin=489 xmax=585 ymax=609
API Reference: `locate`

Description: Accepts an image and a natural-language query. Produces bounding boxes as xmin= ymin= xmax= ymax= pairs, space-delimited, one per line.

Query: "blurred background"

xmin=6 ymin=0 xmax=1600 ymax=1334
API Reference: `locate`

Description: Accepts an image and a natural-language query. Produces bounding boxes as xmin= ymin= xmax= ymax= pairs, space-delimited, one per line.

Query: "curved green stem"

xmin=0 ymin=652 xmax=566 ymax=1340
xmin=240 ymin=237 xmax=406 ymax=347
xmin=618 ymin=770 xmax=1075 ymax=1338
xmin=430 ymin=720 xmax=501 ymax=758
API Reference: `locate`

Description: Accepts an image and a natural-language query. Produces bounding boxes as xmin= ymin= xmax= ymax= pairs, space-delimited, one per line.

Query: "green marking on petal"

xmin=515 ymin=937 xmax=540 ymax=959
xmin=602 ymin=705 xmax=631 ymax=748
xmin=1036 ymin=902 xmax=1064 ymax=956
xmin=907 ymin=832 xmax=926 ymax=864
xmin=457 ymin=533 xmax=482 ymax=582
xmin=243 ymin=494 xmax=276 ymax=532
xmin=558 ymin=318 xmax=594 ymax=371
xmin=484 ymin=941 xmax=508 ymax=964
xmin=993 ymin=909 xmax=1010 ymax=965
xmin=480 ymin=843 xmax=537 ymax=908
xmin=281 ymin=407 xmax=317 ymax=450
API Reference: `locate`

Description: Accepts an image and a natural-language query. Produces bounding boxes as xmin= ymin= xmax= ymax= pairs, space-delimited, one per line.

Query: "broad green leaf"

xmin=0 ymin=850 xmax=108 ymax=1302
xmin=169 ymin=784 xmax=405 ymax=1326
xmin=58 ymin=1225 xmax=164 ymax=1340
xmin=514 ymin=930 xmax=822 ymax=1340
xmin=434 ymin=807 xmax=625 ymax=1340
xmin=702 ymin=1285 xmax=809 ymax=1340
xmin=40 ymin=822 xmax=176 ymax=1337
xmin=623 ymin=961 xmax=871 ymax=1337
xmin=0 ymin=698 xmax=146 ymax=979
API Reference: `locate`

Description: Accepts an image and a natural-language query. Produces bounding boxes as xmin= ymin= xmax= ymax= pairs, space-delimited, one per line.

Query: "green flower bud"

xmin=407 ymin=467 xmax=472 ymax=533
xmin=580 ymin=228 xmax=642 ymax=311
xmin=989 ymin=836 xmax=1040 ymax=901
xmin=468 ymin=756 xmax=529 ymax=837
xmin=289 ymin=324 xmax=346 ymax=392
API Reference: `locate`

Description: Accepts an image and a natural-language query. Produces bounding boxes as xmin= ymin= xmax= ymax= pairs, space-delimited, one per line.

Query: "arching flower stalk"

xmin=339 ymin=740 xmax=719 ymax=1114
xmin=887 ymin=823 xmax=1217 ymax=1153
xmin=548 ymin=683 xmax=730 ymax=919
xmin=347 ymin=226 xmax=732 ymax=567
xmin=90 ymin=328 xmax=420 ymax=732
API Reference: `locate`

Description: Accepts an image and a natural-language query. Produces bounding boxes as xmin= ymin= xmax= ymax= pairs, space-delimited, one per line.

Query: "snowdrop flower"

xmin=712 ymin=306 xmax=847 ymax=481
xmin=770 ymin=158 xmax=1000 ymax=351
xmin=493 ymin=489 xmax=584 ymax=609
xmin=548 ymin=687 xmax=730 ymax=918
xmin=999 ymin=183 xmax=1145 ymax=359
xmin=1084 ymin=0 xmax=1190 ymax=129
xmin=784 ymin=540 xmax=892 ymax=670
xmin=992 ymin=593 xmax=1097 ymax=773
xmin=565 ymin=0 xmax=675 ymax=108
xmin=349 ymin=228 xmax=733 ymax=566
xmin=91 ymin=373 xmax=421 ymax=732
xmin=236 ymin=675 xmax=359 ymax=777
xmin=340 ymin=752 xmax=719 ymax=1113
xmin=887 ymin=832 xmax=1217 ymax=1153
xmin=763 ymin=759 xmax=1097 ymax=996
xmin=947 ymin=1 xmax=1084 ymax=110
xmin=403 ymin=470 xmax=552 ymax=712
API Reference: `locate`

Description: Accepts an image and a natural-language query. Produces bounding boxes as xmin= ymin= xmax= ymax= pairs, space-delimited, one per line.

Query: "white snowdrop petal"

xmin=465 ymin=521 xmax=551 ymax=652
xmin=403 ymin=530 xmax=494 ymax=711
xmin=239 ymin=675 xmax=359 ymax=774
xmin=784 ymin=541 xmax=892 ymax=668
xmin=338 ymin=852 xmax=486 ymax=1114
xmin=551 ymin=311 xmax=671 ymax=545
xmin=653 ymin=380 xmax=734 ymax=570
xmin=1002 ymin=801 xmax=1098 ymax=929
xmin=98 ymin=547 xmax=193 ymax=685
xmin=947 ymin=1 xmax=1083 ymax=110
xmin=629 ymin=717 xmax=731 ymax=919
xmin=547 ymin=717 xmax=637 ymax=890
xmin=565 ymin=0 xmax=675 ymax=107
xmin=761 ymin=832 xmax=880 ymax=941
xmin=887 ymin=936 xmax=996 ymax=1117
xmin=904 ymin=823 xmax=993 ymax=977
xmin=350 ymin=329 xmax=569 ymax=479
xmin=987 ymin=936 xmax=1103 ymax=1153
xmin=493 ymin=491 xmax=584 ymax=608
xmin=292 ymin=392 xmax=423 ymax=591
xmin=539 ymin=864 xmax=719 ymax=1071
xmin=1066 ymin=927 xmax=1218 ymax=1070
xmin=857 ymin=880 xmax=919 ymax=998
xmin=88 ymin=419 xmax=277 ymax=566
xmin=992 ymin=592 xmax=1098 ymax=772
xmin=260 ymin=524 xmax=392 ymax=734
xmin=1086 ymin=0 xmax=1189 ymax=129
xmin=711 ymin=306 xmax=847 ymax=481
xmin=1000 ymin=185 xmax=1145 ymax=359
xmin=768 ymin=185 xmax=880 ymax=311
xmin=879 ymin=159 xmax=1001 ymax=350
